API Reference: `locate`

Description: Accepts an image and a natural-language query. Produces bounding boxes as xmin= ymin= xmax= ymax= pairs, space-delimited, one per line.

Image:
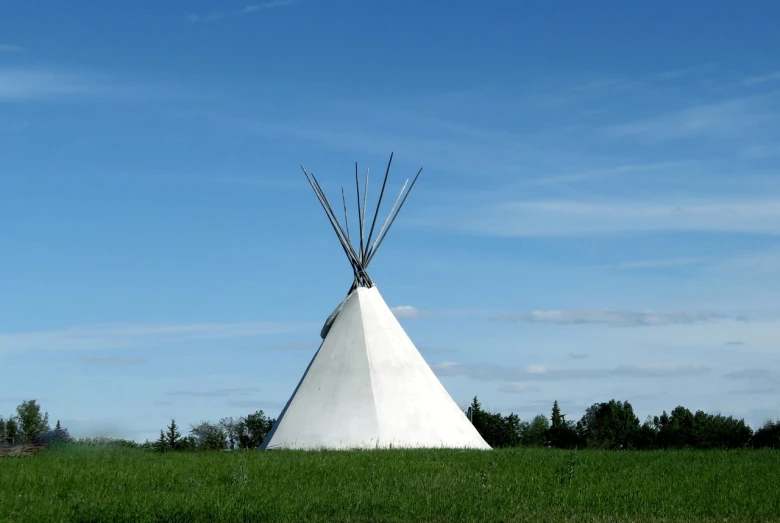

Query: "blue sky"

xmin=2 ymin=0 xmax=779 ymax=442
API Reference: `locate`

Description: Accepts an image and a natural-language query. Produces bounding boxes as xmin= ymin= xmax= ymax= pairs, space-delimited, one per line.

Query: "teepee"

xmin=261 ymin=153 xmax=490 ymax=450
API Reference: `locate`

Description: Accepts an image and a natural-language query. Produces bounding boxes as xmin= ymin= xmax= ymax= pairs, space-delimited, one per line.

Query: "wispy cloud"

xmin=603 ymin=97 xmax=775 ymax=143
xmin=498 ymin=383 xmax=540 ymax=394
xmin=0 ymin=44 xmax=23 ymax=52
xmin=0 ymin=67 xmax=170 ymax=103
xmin=492 ymin=309 xmax=731 ymax=327
xmin=419 ymin=346 xmax=459 ymax=355
xmin=257 ymin=341 xmax=316 ymax=351
xmin=420 ymin=198 xmax=780 ymax=237
xmin=595 ymin=257 xmax=710 ymax=271
xmin=725 ymin=341 xmax=745 ymax=346
xmin=210 ymin=176 xmax=304 ymax=190
xmin=166 ymin=387 xmax=262 ymax=398
xmin=434 ymin=361 xmax=709 ymax=382
xmin=0 ymin=321 xmax=314 ymax=354
xmin=743 ymin=71 xmax=780 ymax=86
xmin=187 ymin=1 xmax=298 ymax=23
xmin=79 ymin=356 xmax=144 ymax=365
xmin=226 ymin=399 xmax=286 ymax=409
xmin=723 ymin=368 xmax=780 ymax=381
xmin=0 ymin=68 xmax=98 ymax=101
xmin=742 ymin=143 xmax=780 ymax=158
xmin=391 ymin=305 xmax=433 ymax=320
xmin=723 ymin=368 xmax=780 ymax=395
xmin=569 ymin=353 xmax=590 ymax=359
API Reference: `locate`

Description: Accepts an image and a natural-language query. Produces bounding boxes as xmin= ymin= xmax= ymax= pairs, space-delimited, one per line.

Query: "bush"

xmin=34 ymin=426 xmax=73 ymax=446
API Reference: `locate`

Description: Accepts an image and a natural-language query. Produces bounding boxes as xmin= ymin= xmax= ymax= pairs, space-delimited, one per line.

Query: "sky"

xmin=1 ymin=0 xmax=779 ymax=442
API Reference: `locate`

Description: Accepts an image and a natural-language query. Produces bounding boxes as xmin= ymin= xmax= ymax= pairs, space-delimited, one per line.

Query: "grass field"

xmin=1 ymin=445 xmax=779 ymax=522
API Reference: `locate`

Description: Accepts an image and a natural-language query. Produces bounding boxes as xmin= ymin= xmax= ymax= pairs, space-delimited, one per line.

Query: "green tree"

xmin=752 ymin=419 xmax=780 ymax=449
xmin=241 ymin=411 xmax=275 ymax=448
xmin=465 ymin=397 xmax=521 ymax=448
xmin=5 ymin=418 xmax=19 ymax=444
xmin=577 ymin=399 xmax=640 ymax=449
xmin=634 ymin=416 xmax=659 ymax=449
xmin=520 ymin=414 xmax=550 ymax=446
xmin=654 ymin=406 xmax=694 ymax=448
xmin=190 ymin=422 xmax=227 ymax=450
xmin=16 ymin=400 xmax=49 ymax=443
xmin=548 ymin=401 xmax=580 ymax=448
xmin=165 ymin=419 xmax=182 ymax=450
xmin=219 ymin=417 xmax=238 ymax=450
xmin=0 ymin=417 xmax=6 ymax=443
xmin=551 ymin=401 xmax=563 ymax=429
xmin=156 ymin=430 xmax=168 ymax=452
xmin=690 ymin=410 xmax=752 ymax=449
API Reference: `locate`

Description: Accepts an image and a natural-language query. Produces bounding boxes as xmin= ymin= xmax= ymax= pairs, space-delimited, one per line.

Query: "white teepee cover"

xmin=261 ymin=286 xmax=491 ymax=450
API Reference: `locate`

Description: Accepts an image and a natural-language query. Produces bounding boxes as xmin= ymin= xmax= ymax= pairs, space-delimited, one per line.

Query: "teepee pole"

xmin=341 ymin=186 xmax=351 ymax=246
xmin=309 ymin=174 xmax=362 ymax=267
xmin=365 ymin=178 xmax=408 ymax=264
xmin=366 ymin=166 xmax=423 ymax=266
xmin=363 ymin=152 xmax=393 ymax=252
xmin=309 ymin=173 xmax=372 ymax=287
xmin=301 ymin=167 xmax=361 ymax=274
xmin=361 ymin=167 xmax=369 ymax=262
xmin=354 ymin=163 xmax=364 ymax=264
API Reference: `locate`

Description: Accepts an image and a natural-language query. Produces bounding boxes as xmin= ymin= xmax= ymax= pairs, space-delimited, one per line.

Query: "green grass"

xmin=1 ymin=445 xmax=779 ymax=522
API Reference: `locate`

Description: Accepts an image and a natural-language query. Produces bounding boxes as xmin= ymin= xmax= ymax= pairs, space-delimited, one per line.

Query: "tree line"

xmin=467 ymin=397 xmax=780 ymax=450
xmin=0 ymin=399 xmax=275 ymax=452
xmin=2 ymin=397 xmax=779 ymax=451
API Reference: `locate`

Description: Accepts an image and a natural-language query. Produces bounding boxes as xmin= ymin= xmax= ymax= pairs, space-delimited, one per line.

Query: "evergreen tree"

xmin=548 ymin=401 xmax=579 ymax=448
xmin=465 ymin=396 xmax=522 ymax=447
xmin=551 ymin=401 xmax=563 ymax=429
xmin=157 ymin=430 xmax=168 ymax=452
xmin=165 ymin=419 xmax=182 ymax=450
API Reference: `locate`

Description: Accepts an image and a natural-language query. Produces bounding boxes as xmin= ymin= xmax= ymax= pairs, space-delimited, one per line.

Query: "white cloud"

xmin=723 ymin=368 xmax=780 ymax=395
xmin=79 ymin=356 xmax=144 ymax=365
xmin=603 ymin=97 xmax=774 ymax=143
xmin=0 ymin=68 xmax=98 ymax=101
xmin=422 ymin=198 xmax=780 ymax=237
xmin=0 ymin=67 xmax=170 ymax=103
xmin=742 ymin=143 xmax=780 ymax=158
xmin=433 ymin=362 xmax=709 ymax=382
xmin=226 ymin=399 xmax=286 ymax=409
xmin=166 ymin=387 xmax=262 ymax=397
xmin=492 ymin=309 xmax=730 ymax=327
xmin=595 ymin=257 xmax=710 ymax=270
xmin=498 ymin=383 xmax=540 ymax=394
xmin=391 ymin=305 xmax=432 ymax=320
xmin=0 ymin=321 xmax=315 ymax=354
xmin=188 ymin=0 xmax=298 ymax=22
xmin=743 ymin=71 xmax=780 ymax=86
xmin=0 ymin=44 xmax=22 ymax=52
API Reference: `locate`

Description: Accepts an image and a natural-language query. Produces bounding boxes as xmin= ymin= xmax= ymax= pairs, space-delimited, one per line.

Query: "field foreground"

xmin=1 ymin=446 xmax=778 ymax=522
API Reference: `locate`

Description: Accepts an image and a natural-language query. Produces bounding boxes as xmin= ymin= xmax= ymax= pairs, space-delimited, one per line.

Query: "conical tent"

xmin=261 ymin=154 xmax=490 ymax=450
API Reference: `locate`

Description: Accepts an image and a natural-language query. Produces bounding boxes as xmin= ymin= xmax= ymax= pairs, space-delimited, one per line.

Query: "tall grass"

xmin=1 ymin=445 xmax=778 ymax=522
